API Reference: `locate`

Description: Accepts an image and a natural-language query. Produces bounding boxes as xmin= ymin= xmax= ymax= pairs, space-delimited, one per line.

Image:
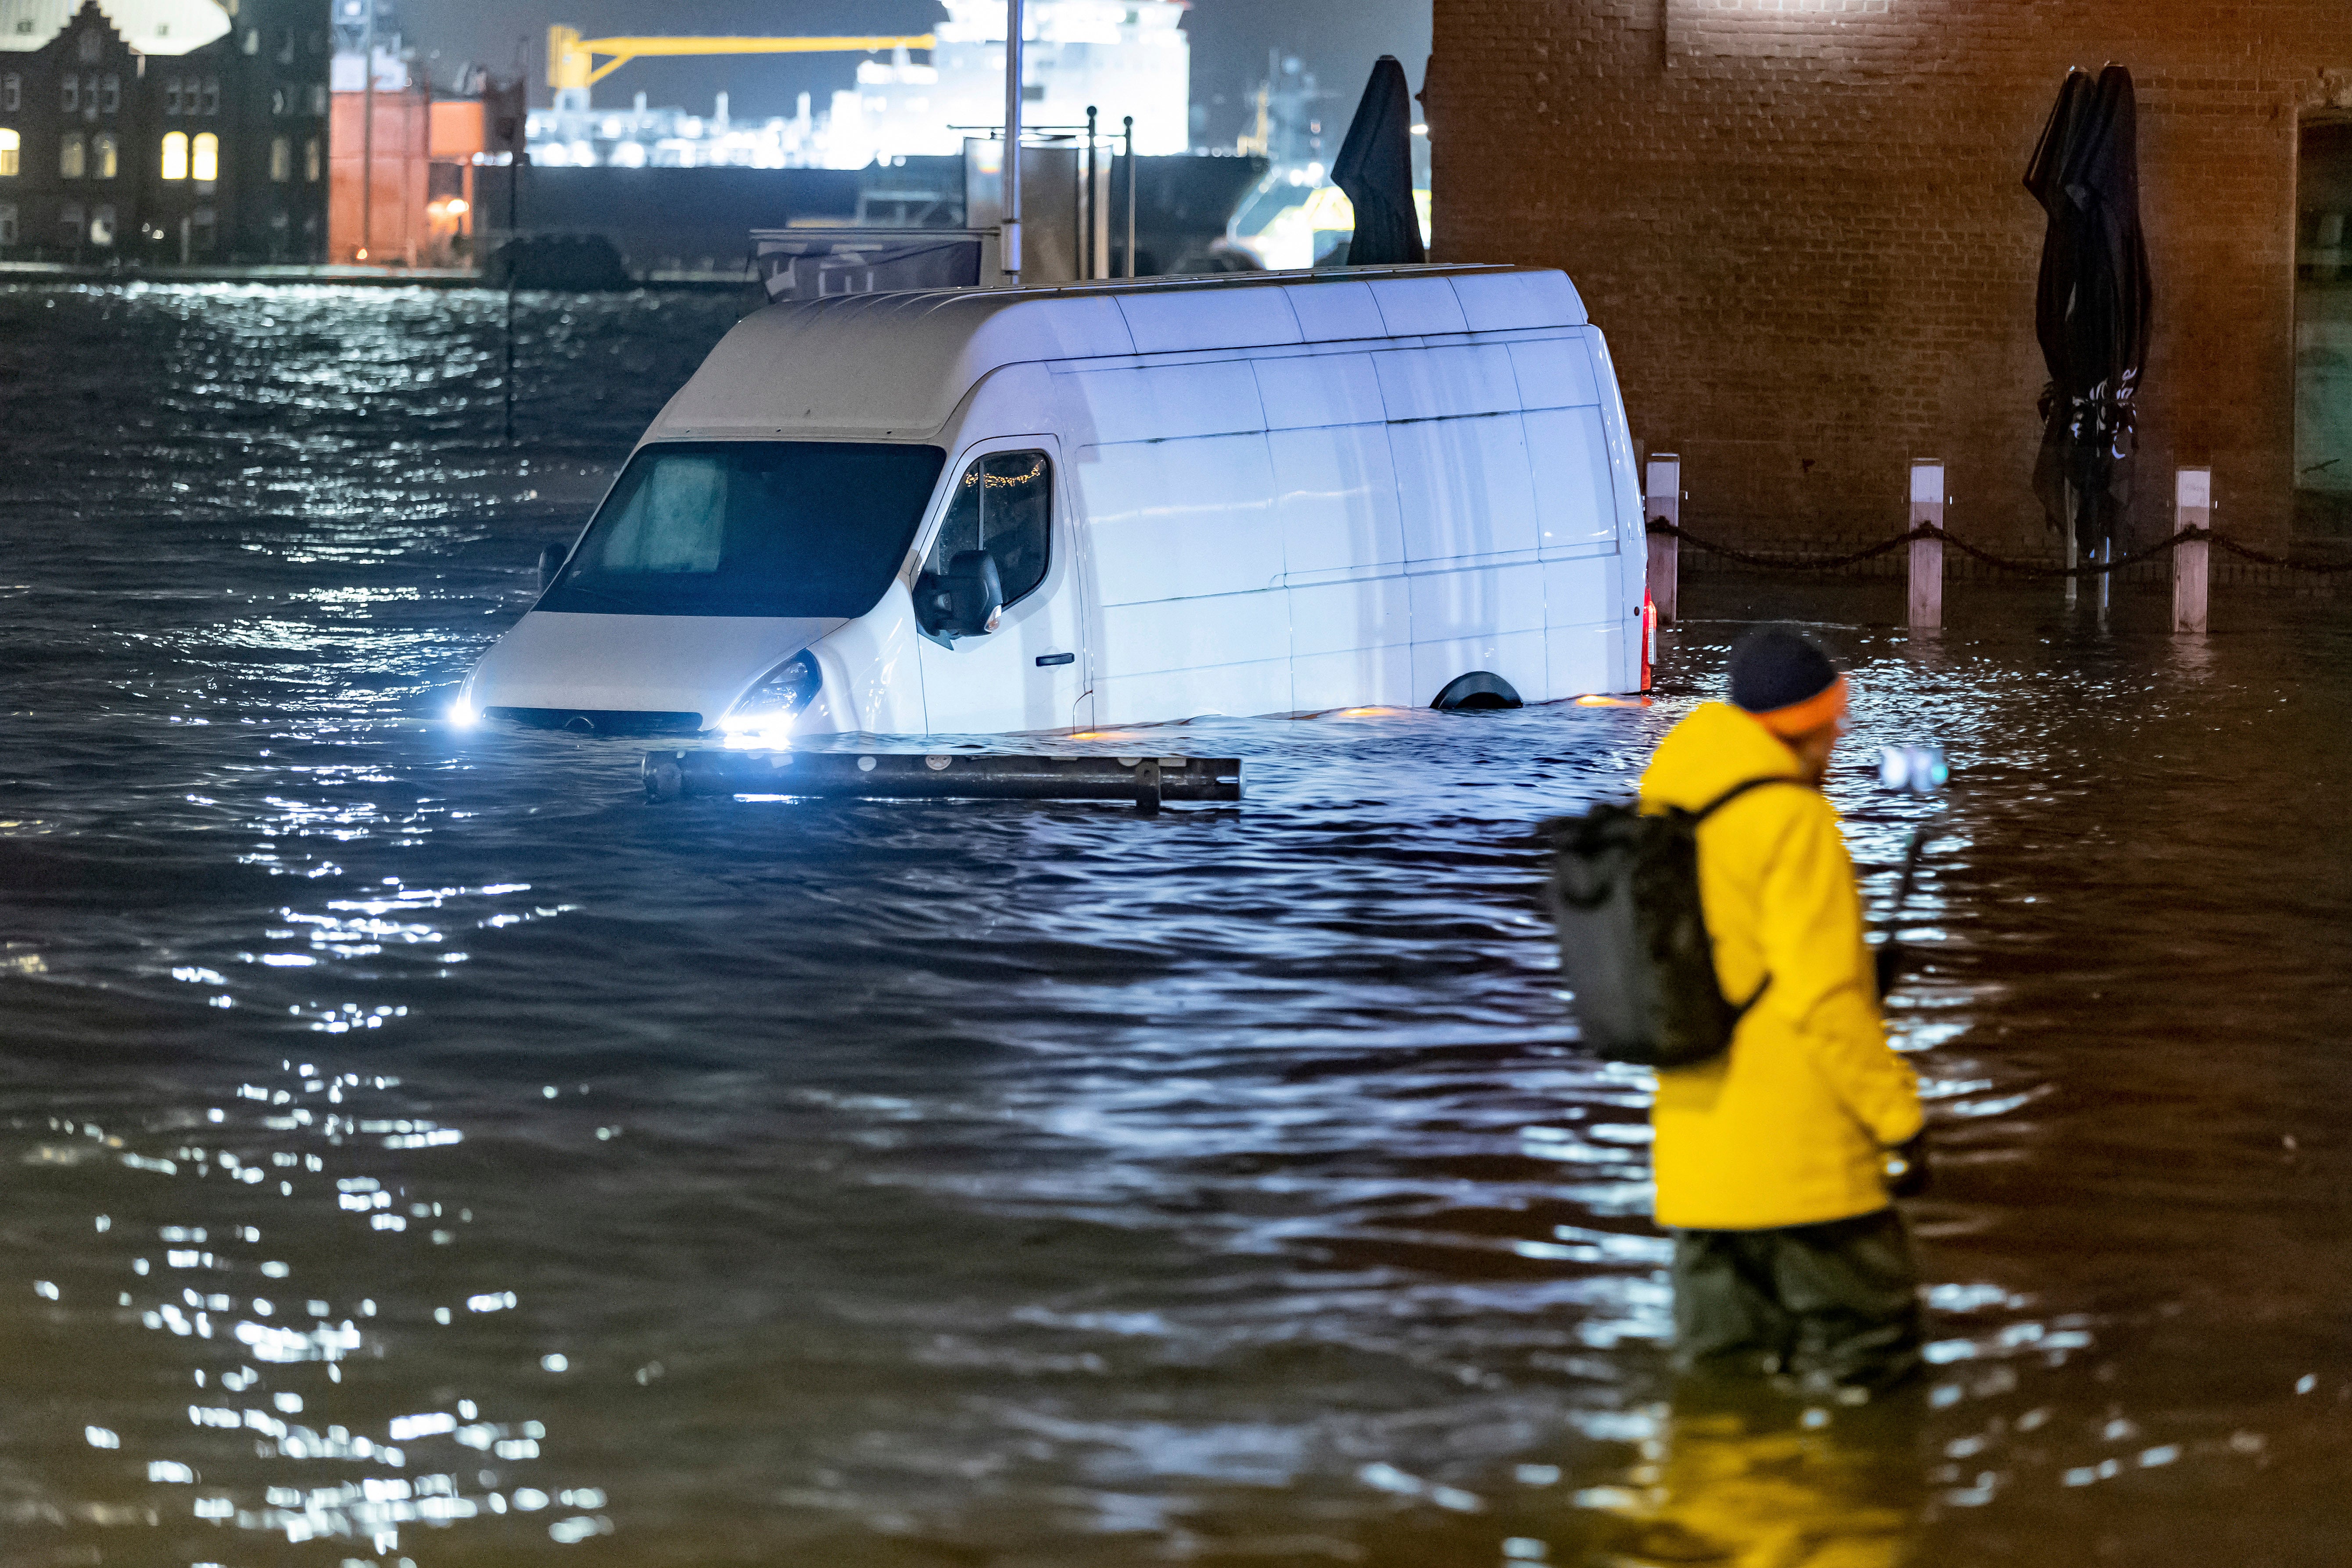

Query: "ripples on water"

xmin=1 ymin=284 xmax=2348 ymax=1566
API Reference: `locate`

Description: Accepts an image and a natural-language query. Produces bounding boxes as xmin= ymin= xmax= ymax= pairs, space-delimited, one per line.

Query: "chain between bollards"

xmin=1644 ymin=520 xmax=2352 ymax=579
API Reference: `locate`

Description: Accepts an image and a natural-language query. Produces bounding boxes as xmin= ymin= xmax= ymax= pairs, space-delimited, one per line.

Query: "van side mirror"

xmin=917 ymin=549 xmax=1004 ymax=640
xmin=538 ymin=542 xmax=568 ymax=594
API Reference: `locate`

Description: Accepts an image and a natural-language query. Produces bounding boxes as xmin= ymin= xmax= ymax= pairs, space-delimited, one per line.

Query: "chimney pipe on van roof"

xmin=1002 ymin=0 xmax=1025 ymax=280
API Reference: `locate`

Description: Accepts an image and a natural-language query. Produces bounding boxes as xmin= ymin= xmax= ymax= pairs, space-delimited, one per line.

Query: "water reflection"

xmin=1560 ymin=1387 xmax=1922 ymax=1568
xmin=0 ymin=286 xmax=2347 ymax=1564
xmin=20 ymin=1051 xmax=614 ymax=1560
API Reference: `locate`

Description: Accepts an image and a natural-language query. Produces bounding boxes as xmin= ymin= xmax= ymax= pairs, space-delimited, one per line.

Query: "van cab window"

xmin=539 ymin=441 xmax=945 ymax=618
xmin=922 ymin=452 xmax=1052 ymax=613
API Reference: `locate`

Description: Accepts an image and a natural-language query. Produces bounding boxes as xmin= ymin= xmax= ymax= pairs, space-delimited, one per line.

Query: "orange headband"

xmin=1752 ymin=674 xmax=1850 ymax=739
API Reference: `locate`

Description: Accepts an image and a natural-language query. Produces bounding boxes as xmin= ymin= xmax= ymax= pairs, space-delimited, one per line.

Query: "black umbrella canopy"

xmin=2024 ymin=65 xmax=2155 ymax=555
xmin=1331 ymin=55 xmax=1427 ymax=267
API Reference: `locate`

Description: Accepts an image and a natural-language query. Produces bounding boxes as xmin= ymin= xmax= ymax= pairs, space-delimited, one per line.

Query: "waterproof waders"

xmin=1671 ymin=1208 xmax=1924 ymax=1392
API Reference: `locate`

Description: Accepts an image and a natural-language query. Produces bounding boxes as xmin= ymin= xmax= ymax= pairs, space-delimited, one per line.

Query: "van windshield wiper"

xmin=549 ymin=581 xmax=655 ymax=613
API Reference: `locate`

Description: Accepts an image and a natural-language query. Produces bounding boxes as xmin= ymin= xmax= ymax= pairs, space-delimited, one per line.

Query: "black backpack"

xmin=1542 ymin=778 xmax=1796 ymax=1068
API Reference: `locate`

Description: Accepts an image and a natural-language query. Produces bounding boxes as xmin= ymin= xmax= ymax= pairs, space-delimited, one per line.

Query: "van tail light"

xmin=1641 ymin=592 xmax=1657 ymax=693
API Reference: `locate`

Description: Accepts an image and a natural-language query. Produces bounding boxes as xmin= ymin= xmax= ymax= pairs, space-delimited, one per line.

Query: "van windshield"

xmin=538 ymin=441 xmax=947 ymax=618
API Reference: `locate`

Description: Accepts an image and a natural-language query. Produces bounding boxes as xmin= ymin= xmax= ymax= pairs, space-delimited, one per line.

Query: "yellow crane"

xmin=548 ymin=25 xmax=937 ymax=92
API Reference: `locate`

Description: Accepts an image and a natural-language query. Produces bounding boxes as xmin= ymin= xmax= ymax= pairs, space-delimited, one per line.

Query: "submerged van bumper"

xmin=483 ymin=707 xmax=705 ymax=736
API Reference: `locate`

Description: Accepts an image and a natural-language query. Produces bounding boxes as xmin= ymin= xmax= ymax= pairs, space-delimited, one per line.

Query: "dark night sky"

xmin=394 ymin=0 xmax=1430 ymax=147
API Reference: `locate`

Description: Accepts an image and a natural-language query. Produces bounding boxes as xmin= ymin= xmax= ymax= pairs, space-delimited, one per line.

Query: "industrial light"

xmin=448 ymin=699 xmax=479 ymax=728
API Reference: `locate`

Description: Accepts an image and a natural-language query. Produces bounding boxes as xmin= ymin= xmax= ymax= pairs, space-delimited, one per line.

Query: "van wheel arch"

xmin=1431 ymin=671 xmax=1524 ymax=711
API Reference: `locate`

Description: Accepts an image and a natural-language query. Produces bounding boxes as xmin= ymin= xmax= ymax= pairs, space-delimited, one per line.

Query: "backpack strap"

xmin=1690 ymin=775 xmax=1807 ymax=823
xmin=1688 ymin=775 xmax=1806 ymax=1022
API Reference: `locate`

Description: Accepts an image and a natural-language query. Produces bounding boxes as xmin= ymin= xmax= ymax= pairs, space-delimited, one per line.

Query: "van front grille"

xmin=484 ymin=707 xmax=704 ymax=736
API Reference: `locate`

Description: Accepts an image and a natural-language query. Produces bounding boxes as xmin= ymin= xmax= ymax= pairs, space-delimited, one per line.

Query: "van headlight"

xmin=720 ymin=651 xmax=821 ymax=742
xmin=448 ymin=672 xmax=481 ymax=729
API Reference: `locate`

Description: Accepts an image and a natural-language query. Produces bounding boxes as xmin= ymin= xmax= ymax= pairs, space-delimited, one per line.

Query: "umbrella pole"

xmin=2064 ymin=483 xmax=2079 ymax=607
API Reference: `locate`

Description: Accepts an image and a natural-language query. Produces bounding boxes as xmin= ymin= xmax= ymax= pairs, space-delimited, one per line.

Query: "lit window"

xmin=161 ymin=131 xmax=188 ymax=180
xmin=94 ymin=132 xmax=116 ymax=179
xmin=192 ymin=132 xmax=218 ymax=182
xmin=89 ymin=203 xmax=114 ymax=245
xmin=304 ymin=137 xmax=319 ymax=181
xmin=270 ymin=136 xmax=290 ymax=181
xmin=59 ymin=133 xmax=85 ymax=179
xmin=0 ymin=129 xmax=17 ymax=179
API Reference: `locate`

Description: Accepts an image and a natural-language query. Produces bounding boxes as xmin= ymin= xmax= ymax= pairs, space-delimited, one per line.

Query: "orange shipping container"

xmin=330 ymin=91 xmax=484 ymax=267
xmin=329 ymin=90 xmax=429 ymax=265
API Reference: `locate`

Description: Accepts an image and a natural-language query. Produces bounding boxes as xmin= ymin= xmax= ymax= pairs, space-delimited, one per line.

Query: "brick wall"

xmin=1425 ymin=0 xmax=2352 ymax=558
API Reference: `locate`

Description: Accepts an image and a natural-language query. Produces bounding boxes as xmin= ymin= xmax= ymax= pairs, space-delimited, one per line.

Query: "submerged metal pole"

xmin=503 ymin=139 xmax=518 ymax=442
xmin=361 ymin=0 xmax=374 ymax=259
xmin=644 ymin=750 xmax=1242 ymax=810
xmin=1122 ymin=114 xmax=1136 ymax=277
xmin=1085 ymin=104 xmax=1097 ymax=280
xmin=1001 ymin=0 xmax=1023 ymax=282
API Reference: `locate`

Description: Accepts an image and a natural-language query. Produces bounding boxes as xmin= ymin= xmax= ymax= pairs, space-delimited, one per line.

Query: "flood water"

xmin=1 ymin=283 xmax=2348 ymax=1568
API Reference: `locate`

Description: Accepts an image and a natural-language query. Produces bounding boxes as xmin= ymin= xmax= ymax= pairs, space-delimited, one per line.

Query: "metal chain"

xmin=1646 ymin=520 xmax=2352 ymax=578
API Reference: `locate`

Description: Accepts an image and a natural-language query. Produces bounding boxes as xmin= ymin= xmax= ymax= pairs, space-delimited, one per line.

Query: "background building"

xmin=1424 ymin=0 xmax=2352 ymax=558
xmin=0 ymin=0 xmax=330 ymax=261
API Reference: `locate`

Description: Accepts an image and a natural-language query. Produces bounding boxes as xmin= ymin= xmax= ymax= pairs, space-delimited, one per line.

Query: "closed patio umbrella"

xmin=2024 ymin=65 xmax=2154 ymax=561
xmin=1331 ymin=55 xmax=1426 ymax=267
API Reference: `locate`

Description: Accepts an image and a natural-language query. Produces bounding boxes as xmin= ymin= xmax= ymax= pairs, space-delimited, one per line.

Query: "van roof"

xmin=653 ymin=264 xmax=1590 ymax=441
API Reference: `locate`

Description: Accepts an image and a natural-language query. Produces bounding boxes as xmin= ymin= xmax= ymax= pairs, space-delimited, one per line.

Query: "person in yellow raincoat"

xmin=1637 ymin=626 xmax=1928 ymax=1394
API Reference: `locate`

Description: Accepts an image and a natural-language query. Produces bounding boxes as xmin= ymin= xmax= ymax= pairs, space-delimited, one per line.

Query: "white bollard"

xmin=1909 ymin=460 xmax=1944 ymax=630
xmin=2174 ymin=466 xmax=2211 ymax=633
xmin=1646 ymin=453 xmax=1682 ymax=626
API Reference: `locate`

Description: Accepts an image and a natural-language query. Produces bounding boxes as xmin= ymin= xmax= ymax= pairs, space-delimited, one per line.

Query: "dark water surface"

xmin=1 ymin=284 xmax=2348 ymax=1568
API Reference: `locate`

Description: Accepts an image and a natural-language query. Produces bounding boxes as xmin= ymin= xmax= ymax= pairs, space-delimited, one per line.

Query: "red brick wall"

xmin=1426 ymin=0 xmax=2352 ymax=556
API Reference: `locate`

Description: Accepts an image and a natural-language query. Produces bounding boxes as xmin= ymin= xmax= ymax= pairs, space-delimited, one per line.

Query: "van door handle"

xmin=1035 ymin=652 xmax=1076 ymax=667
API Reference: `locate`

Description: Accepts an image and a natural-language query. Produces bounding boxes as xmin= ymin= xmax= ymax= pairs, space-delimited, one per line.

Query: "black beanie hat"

xmin=1728 ymin=626 xmax=1839 ymax=714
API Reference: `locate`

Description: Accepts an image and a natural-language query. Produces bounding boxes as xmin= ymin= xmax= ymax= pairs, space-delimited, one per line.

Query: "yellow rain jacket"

xmin=1637 ymin=703 xmax=1922 ymax=1231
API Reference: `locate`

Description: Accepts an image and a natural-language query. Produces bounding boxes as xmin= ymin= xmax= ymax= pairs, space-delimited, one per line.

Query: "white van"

xmin=456 ymin=264 xmax=1648 ymax=741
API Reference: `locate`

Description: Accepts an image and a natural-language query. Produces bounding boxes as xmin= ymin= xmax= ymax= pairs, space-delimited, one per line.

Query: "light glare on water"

xmin=0 ymin=284 xmax=2348 ymax=1566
